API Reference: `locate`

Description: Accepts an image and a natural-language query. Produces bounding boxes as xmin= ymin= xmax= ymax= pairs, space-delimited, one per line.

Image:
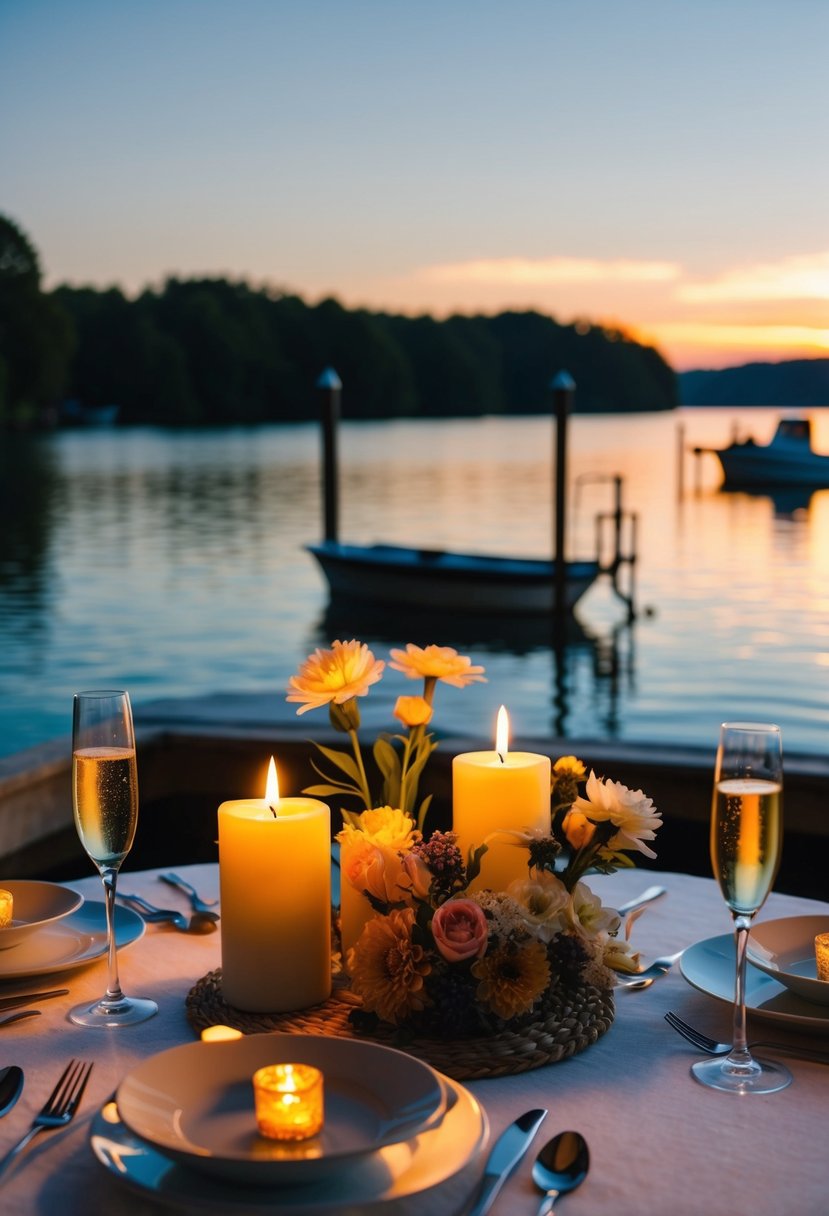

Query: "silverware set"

xmin=117 ymin=891 xmax=219 ymax=933
xmin=0 ymin=1059 xmax=93 ymax=1180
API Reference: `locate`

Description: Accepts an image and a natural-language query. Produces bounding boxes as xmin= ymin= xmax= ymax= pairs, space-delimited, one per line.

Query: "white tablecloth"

xmin=1 ymin=865 xmax=827 ymax=1216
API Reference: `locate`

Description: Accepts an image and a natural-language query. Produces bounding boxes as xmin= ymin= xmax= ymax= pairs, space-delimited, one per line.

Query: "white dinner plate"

xmin=91 ymin=1074 xmax=487 ymax=1215
xmin=746 ymin=915 xmax=829 ymax=1006
xmin=0 ymin=901 xmax=144 ymax=981
xmin=0 ymin=880 xmax=84 ymax=950
xmin=116 ymin=1034 xmax=449 ymax=1186
xmin=680 ymin=931 xmax=829 ymax=1035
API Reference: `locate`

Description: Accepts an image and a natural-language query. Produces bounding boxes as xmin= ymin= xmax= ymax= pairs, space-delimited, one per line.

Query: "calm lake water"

xmin=3 ymin=409 xmax=829 ymax=759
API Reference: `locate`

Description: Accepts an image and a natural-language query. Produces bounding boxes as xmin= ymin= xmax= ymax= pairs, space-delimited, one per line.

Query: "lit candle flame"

xmin=266 ymin=756 xmax=279 ymax=817
xmin=495 ymin=705 xmax=509 ymax=763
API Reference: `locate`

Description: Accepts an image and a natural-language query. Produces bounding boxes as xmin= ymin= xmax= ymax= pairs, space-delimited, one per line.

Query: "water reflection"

xmin=4 ymin=411 xmax=829 ymax=757
xmin=318 ymin=598 xmax=635 ymax=739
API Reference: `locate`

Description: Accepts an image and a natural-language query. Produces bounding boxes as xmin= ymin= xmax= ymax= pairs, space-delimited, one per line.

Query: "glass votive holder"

xmin=816 ymin=933 xmax=829 ymax=981
xmin=200 ymin=1024 xmax=244 ymax=1042
xmin=0 ymin=889 xmax=12 ymax=927
xmin=253 ymin=1063 xmax=324 ymax=1141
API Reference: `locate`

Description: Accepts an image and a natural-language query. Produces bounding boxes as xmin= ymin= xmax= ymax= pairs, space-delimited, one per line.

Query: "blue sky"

xmin=3 ymin=0 xmax=828 ymax=369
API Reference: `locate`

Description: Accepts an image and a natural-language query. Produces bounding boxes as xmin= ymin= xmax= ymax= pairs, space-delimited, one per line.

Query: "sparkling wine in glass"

xmin=691 ymin=721 xmax=791 ymax=1093
xmin=69 ymin=690 xmax=157 ymax=1027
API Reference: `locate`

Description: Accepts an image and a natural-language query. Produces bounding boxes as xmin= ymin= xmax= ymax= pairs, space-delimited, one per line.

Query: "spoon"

xmin=0 ymin=1066 xmax=24 ymax=1117
xmin=532 ymin=1130 xmax=590 ymax=1215
xmin=614 ymin=949 xmax=685 ymax=991
xmin=117 ymin=893 xmax=217 ymax=934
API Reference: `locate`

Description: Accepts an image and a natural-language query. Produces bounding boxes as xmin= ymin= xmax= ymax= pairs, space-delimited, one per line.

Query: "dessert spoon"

xmin=0 ymin=1066 xmax=24 ymax=1116
xmin=532 ymin=1129 xmax=590 ymax=1215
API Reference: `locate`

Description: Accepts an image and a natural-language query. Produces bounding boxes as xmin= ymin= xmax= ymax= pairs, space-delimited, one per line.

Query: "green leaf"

xmin=309 ymin=758 xmax=362 ymax=800
xmin=465 ymin=842 xmax=488 ymax=887
xmin=303 ymin=783 xmax=354 ymax=798
xmin=416 ymin=794 xmax=433 ymax=834
xmin=312 ymin=742 xmax=363 ymax=784
xmin=373 ymin=736 xmax=402 ymax=782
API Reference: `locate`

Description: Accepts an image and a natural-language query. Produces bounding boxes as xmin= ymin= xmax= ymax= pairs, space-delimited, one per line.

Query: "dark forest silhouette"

xmin=1 ymin=213 xmax=680 ymax=428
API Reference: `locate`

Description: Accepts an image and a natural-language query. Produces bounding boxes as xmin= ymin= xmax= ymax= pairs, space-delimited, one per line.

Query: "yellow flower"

xmin=472 ymin=939 xmax=550 ymax=1020
xmin=554 ymin=755 xmax=586 ymax=778
xmin=393 ymin=695 xmax=433 ymax=728
xmin=349 ymin=907 xmax=431 ymax=1024
xmin=287 ymin=640 xmax=385 ymax=715
xmin=389 ymin=644 xmax=486 ymax=688
xmin=339 ymin=806 xmax=419 ymax=851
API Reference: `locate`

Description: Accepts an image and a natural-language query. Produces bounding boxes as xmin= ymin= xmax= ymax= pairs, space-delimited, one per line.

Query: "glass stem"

xmin=730 ymin=913 xmax=753 ymax=1060
xmin=101 ymin=866 xmax=124 ymax=1004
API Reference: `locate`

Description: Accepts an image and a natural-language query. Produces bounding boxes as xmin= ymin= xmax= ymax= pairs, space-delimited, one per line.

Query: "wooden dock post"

xmin=551 ymin=371 xmax=575 ymax=622
xmin=317 ymin=368 xmax=342 ymax=544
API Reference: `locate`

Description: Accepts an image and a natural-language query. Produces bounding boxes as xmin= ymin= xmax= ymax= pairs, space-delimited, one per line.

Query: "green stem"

xmin=348 ymin=729 xmax=373 ymax=809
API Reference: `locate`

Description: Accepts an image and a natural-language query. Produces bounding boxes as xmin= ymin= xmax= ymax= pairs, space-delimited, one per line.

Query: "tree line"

xmin=1 ymin=213 xmax=678 ymax=428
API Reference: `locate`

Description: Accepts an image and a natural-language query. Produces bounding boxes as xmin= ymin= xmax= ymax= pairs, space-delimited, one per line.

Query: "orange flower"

xmin=393 ymin=695 xmax=433 ymax=727
xmin=349 ymin=908 xmax=432 ymax=1025
xmin=472 ymin=939 xmax=550 ymax=1020
xmin=287 ymin=640 xmax=384 ymax=715
xmin=389 ymin=644 xmax=486 ymax=688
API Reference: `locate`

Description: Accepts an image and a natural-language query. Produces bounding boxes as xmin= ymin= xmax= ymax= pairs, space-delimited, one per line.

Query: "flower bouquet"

xmin=287 ymin=640 xmax=662 ymax=1067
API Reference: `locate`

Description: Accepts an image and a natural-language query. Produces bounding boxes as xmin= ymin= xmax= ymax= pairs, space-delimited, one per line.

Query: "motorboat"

xmin=700 ymin=417 xmax=829 ymax=487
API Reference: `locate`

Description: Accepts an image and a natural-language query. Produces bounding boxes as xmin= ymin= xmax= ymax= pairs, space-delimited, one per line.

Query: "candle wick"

xmin=269 ymin=804 xmax=279 ymax=819
xmin=497 ymin=752 xmax=505 ymax=765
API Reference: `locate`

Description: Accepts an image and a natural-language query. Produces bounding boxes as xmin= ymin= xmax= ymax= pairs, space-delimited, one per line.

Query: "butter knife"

xmin=468 ymin=1107 xmax=547 ymax=1216
xmin=0 ymin=988 xmax=69 ymax=1013
xmin=615 ymin=885 xmax=666 ymax=917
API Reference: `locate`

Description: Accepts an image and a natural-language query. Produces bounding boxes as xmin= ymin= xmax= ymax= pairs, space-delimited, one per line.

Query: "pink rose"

xmin=431 ymin=898 xmax=489 ymax=963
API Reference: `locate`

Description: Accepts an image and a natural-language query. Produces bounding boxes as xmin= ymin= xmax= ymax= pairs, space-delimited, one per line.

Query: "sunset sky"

xmin=3 ymin=0 xmax=828 ymax=371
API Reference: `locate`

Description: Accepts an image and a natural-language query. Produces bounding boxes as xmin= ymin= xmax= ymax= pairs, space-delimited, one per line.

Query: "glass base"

xmin=691 ymin=1053 xmax=792 ymax=1094
xmin=69 ymin=993 xmax=158 ymax=1028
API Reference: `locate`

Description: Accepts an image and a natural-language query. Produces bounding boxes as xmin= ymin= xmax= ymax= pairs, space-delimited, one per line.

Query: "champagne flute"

xmin=69 ymin=690 xmax=158 ymax=1027
xmin=691 ymin=721 xmax=791 ymax=1093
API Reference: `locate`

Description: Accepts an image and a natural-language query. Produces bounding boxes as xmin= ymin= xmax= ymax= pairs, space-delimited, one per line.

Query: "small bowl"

xmin=747 ymin=915 xmax=829 ymax=1006
xmin=0 ymin=881 xmax=84 ymax=950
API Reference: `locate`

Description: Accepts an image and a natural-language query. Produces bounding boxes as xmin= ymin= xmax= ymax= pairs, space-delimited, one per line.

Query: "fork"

xmin=664 ymin=1011 xmax=829 ymax=1065
xmin=0 ymin=1059 xmax=94 ymax=1180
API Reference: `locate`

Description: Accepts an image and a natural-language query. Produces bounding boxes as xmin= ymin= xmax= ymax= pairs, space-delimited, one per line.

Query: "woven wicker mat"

xmin=186 ymin=970 xmax=614 ymax=1081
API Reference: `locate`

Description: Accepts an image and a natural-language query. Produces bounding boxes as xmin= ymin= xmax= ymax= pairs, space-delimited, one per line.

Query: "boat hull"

xmin=716 ymin=448 xmax=829 ymax=487
xmin=307 ymin=543 xmax=599 ymax=615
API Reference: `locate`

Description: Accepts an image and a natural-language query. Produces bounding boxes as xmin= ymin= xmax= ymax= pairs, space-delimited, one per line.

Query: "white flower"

xmin=574 ymin=771 xmax=662 ymax=860
xmin=507 ymin=872 xmax=570 ymax=943
xmin=566 ymin=881 xmax=620 ymax=940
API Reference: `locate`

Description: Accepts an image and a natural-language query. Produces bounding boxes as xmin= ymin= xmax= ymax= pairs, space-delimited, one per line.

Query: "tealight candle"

xmin=453 ymin=707 xmax=551 ymax=892
xmin=200 ymin=1024 xmax=244 ymax=1042
xmin=0 ymin=889 xmax=12 ymax=928
xmin=253 ymin=1063 xmax=324 ymax=1141
xmin=816 ymin=933 xmax=829 ymax=981
xmin=218 ymin=757 xmax=331 ymax=1012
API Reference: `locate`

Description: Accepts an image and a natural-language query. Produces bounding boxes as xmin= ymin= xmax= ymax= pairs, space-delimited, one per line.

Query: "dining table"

xmin=0 ymin=862 xmax=827 ymax=1216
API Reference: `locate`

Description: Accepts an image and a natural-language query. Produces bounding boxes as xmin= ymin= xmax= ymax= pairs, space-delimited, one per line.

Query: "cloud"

xmin=416 ymin=255 xmax=681 ymax=286
xmin=678 ymin=251 xmax=829 ymax=304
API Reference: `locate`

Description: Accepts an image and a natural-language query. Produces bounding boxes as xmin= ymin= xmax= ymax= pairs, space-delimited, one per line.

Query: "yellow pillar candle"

xmin=0 ymin=889 xmax=12 ymax=928
xmin=453 ymin=707 xmax=551 ymax=892
xmin=218 ymin=757 xmax=331 ymax=1012
xmin=253 ymin=1063 xmax=324 ymax=1141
